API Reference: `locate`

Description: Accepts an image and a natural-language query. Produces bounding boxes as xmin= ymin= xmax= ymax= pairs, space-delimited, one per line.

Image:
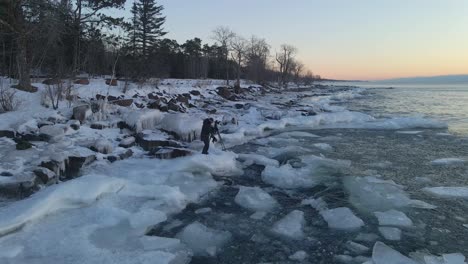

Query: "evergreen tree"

xmin=134 ymin=0 xmax=167 ymax=58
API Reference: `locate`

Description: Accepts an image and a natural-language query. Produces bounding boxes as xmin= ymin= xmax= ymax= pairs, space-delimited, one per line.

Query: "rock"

xmin=39 ymin=125 xmax=67 ymax=142
xmin=66 ymin=154 xmax=96 ymax=179
xmin=206 ymin=109 xmax=217 ymax=114
xmin=0 ymin=130 xmax=15 ymax=138
xmin=189 ymin=90 xmax=200 ymax=96
xmin=90 ymin=139 xmax=113 ymax=154
xmin=67 ymin=120 xmax=80 ymax=130
xmin=119 ymin=137 xmax=136 ymax=148
xmin=234 ymin=103 xmax=244 ymax=109
xmin=47 ymin=114 xmax=66 ymax=123
xmin=96 ymin=94 xmax=106 ymax=100
xmin=105 ymin=79 xmax=118 ymax=86
xmin=111 ymin=99 xmax=133 ymax=107
xmin=33 ymin=167 xmax=57 ymax=185
xmin=37 ymin=121 xmax=54 ymax=128
xmin=16 ymin=140 xmax=33 ymax=150
xmin=42 ymin=78 xmax=61 ymax=85
xmin=119 ymin=149 xmax=133 ymax=160
xmin=176 ymin=94 xmax=189 ymax=104
xmin=149 ymin=147 xmax=192 ymax=159
xmin=74 ymin=79 xmax=90 ymax=85
xmin=168 ymin=101 xmax=183 ymax=112
xmin=90 ymin=122 xmax=108 ymax=130
xmin=72 ymin=104 xmax=91 ymax=123
xmin=136 ymin=134 xmax=182 ymax=151
xmin=0 ymin=172 xmax=13 ymax=176
xmin=216 ymin=87 xmax=232 ymax=99
xmin=107 ymin=156 xmax=118 ymax=163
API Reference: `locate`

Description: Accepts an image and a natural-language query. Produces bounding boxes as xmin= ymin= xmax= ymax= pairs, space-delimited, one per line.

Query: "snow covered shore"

xmin=0 ymin=78 xmax=459 ymax=263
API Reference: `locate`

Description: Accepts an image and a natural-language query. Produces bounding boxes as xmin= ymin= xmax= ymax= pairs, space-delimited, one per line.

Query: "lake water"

xmin=149 ymin=83 xmax=468 ymax=263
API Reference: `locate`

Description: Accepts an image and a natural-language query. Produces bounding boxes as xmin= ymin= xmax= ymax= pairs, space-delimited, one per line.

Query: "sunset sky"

xmin=118 ymin=0 xmax=468 ymax=80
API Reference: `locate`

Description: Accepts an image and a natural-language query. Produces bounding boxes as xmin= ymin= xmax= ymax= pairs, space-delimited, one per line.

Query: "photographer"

xmin=200 ymin=118 xmax=218 ymax=154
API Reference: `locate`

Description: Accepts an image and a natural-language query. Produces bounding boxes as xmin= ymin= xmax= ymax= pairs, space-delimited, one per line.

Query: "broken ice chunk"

xmin=234 ymin=186 xmax=278 ymax=212
xmin=271 ymin=210 xmax=305 ymax=240
xmin=176 ymin=222 xmax=231 ymax=257
xmin=372 ymin=242 xmax=417 ymax=264
xmin=289 ymin=250 xmax=308 ymax=261
xmin=320 ymin=207 xmax=364 ymax=230
xmin=374 ymin=210 xmax=413 ymax=227
xmin=378 ymin=227 xmax=402 ymax=241
xmin=345 ymin=241 xmax=370 ymax=255
xmin=422 ymin=187 xmax=468 ymax=199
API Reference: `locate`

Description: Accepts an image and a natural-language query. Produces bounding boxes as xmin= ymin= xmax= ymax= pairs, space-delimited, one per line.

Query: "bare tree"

xmin=292 ymin=60 xmax=304 ymax=85
xmin=230 ymin=35 xmax=248 ymax=88
xmin=275 ymin=44 xmax=297 ymax=87
xmin=246 ymin=36 xmax=270 ymax=84
xmin=212 ymin=26 xmax=235 ymax=86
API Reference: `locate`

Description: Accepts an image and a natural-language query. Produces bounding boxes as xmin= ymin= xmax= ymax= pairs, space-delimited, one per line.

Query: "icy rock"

xmin=118 ymin=136 xmax=135 ymax=148
xmin=271 ymin=210 xmax=305 ymax=240
xmin=313 ymin=143 xmax=333 ymax=151
xmin=122 ymin=110 xmax=164 ymax=132
xmin=72 ymin=104 xmax=91 ymax=123
xmin=374 ymin=210 xmax=413 ymax=227
xmin=422 ymin=187 xmax=468 ymax=199
xmin=372 ymin=242 xmax=417 ymax=264
xmin=67 ymin=120 xmax=80 ymax=130
xmin=378 ymin=227 xmax=402 ymax=241
xmin=0 ymin=175 xmax=125 ymax=236
xmin=176 ymin=222 xmax=231 ymax=257
xmin=234 ymin=186 xmax=278 ymax=212
xmin=91 ymin=139 xmax=113 ymax=154
xmin=320 ymin=207 xmax=364 ymax=230
xmin=39 ymin=125 xmax=67 ymax=142
xmin=345 ymin=241 xmax=370 ymax=254
xmin=33 ymin=167 xmax=57 ymax=185
xmin=430 ymin=158 xmax=465 ymax=166
xmin=289 ymin=250 xmax=308 ymax=261
xmin=343 ymin=176 xmax=413 ymax=212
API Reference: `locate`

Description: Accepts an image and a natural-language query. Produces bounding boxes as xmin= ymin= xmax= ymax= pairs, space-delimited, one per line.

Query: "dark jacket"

xmin=201 ymin=118 xmax=214 ymax=140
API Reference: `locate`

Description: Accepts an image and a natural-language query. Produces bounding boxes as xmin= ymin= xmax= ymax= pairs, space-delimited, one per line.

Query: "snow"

xmin=0 ymin=174 xmax=124 ymax=236
xmin=374 ymin=210 xmax=413 ymax=227
xmin=271 ymin=210 xmax=305 ymax=240
xmin=320 ymin=207 xmax=364 ymax=230
xmin=160 ymin=113 xmax=202 ymax=141
xmin=430 ymin=158 xmax=465 ymax=166
xmin=378 ymin=227 xmax=402 ymax=241
xmin=372 ymin=242 xmax=417 ymax=264
xmin=422 ymin=187 xmax=468 ymax=199
xmin=237 ymin=153 xmax=280 ymax=167
xmin=234 ymin=186 xmax=278 ymax=212
xmin=122 ymin=109 xmax=163 ymax=132
xmin=175 ymin=222 xmax=232 ymax=257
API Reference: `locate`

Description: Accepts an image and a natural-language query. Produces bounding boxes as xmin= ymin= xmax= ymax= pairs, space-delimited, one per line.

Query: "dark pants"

xmin=202 ymin=136 xmax=210 ymax=154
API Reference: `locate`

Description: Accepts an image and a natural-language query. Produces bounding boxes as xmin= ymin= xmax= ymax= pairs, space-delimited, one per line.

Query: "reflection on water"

xmin=341 ymin=83 xmax=468 ymax=135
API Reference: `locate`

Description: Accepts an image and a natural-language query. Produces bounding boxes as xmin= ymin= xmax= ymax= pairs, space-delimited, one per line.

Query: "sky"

xmin=116 ymin=0 xmax=468 ymax=80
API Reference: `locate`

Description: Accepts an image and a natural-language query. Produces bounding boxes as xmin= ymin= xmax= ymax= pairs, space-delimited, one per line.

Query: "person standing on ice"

xmin=201 ymin=118 xmax=217 ymax=154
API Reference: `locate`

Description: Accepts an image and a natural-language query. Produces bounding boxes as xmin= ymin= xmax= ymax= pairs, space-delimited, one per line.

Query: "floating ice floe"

xmin=345 ymin=241 xmax=370 ymax=254
xmin=301 ymin=197 xmax=328 ymax=212
xmin=275 ymin=131 xmax=321 ymax=138
xmin=378 ymin=227 xmax=402 ymax=241
xmin=271 ymin=210 xmax=305 ymax=240
xmin=237 ymin=153 xmax=280 ymax=167
xmin=176 ymin=222 xmax=232 ymax=257
xmin=372 ymin=242 xmax=417 ymax=264
xmin=313 ymin=143 xmax=334 ymax=151
xmin=355 ymin=232 xmax=380 ymax=242
xmin=396 ymin=130 xmax=423 ymax=134
xmin=374 ymin=210 xmax=413 ymax=227
xmin=129 ymin=208 xmax=167 ymax=234
xmin=430 ymin=158 xmax=465 ymax=166
xmin=320 ymin=207 xmax=364 ymax=230
xmin=234 ymin=186 xmax=278 ymax=212
xmin=410 ymin=251 xmax=466 ymax=264
xmin=422 ymin=187 xmax=468 ymax=199
xmin=289 ymin=250 xmax=308 ymax=261
xmin=262 ymin=155 xmax=349 ymax=189
xmin=343 ymin=176 xmax=413 ymax=212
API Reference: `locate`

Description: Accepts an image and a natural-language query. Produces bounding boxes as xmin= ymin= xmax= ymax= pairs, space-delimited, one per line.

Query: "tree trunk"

xmin=16 ymin=34 xmax=32 ymax=91
xmin=236 ymin=56 xmax=241 ymax=88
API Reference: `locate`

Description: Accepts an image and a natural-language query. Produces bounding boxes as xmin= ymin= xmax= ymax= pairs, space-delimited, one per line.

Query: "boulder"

xmin=96 ymin=94 xmax=106 ymax=100
xmin=234 ymin=103 xmax=244 ymax=109
xmin=0 ymin=130 xmax=15 ymax=138
xmin=136 ymin=133 xmax=182 ymax=151
xmin=216 ymin=87 xmax=231 ymax=99
xmin=90 ymin=139 xmax=113 ymax=154
xmin=119 ymin=149 xmax=133 ymax=160
xmin=39 ymin=125 xmax=67 ymax=142
xmin=148 ymin=93 xmax=159 ymax=100
xmin=105 ymin=79 xmax=118 ymax=86
xmin=67 ymin=120 xmax=80 ymax=130
xmin=72 ymin=104 xmax=91 ymax=123
xmin=119 ymin=136 xmax=136 ymax=148
xmin=149 ymin=147 xmax=192 ymax=159
xmin=189 ymin=90 xmax=201 ymax=96
xmin=42 ymin=79 xmax=61 ymax=85
xmin=33 ymin=167 xmax=57 ymax=185
xmin=74 ymin=79 xmax=90 ymax=85
xmin=90 ymin=122 xmax=108 ymax=130
xmin=16 ymin=140 xmax=33 ymax=150
xmin=111 ymin=99 xmax=133 ymax=107
xmin=176 ymin=94 xmax=189 ymax=104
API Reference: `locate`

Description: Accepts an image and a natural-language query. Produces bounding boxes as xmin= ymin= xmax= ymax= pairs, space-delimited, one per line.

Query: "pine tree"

xmin=134 ymin=0 xmax=167 ymax=58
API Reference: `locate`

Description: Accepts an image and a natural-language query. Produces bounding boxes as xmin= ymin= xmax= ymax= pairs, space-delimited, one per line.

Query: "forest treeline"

xmin=0 ymin=0 xmax=321 ymax=91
